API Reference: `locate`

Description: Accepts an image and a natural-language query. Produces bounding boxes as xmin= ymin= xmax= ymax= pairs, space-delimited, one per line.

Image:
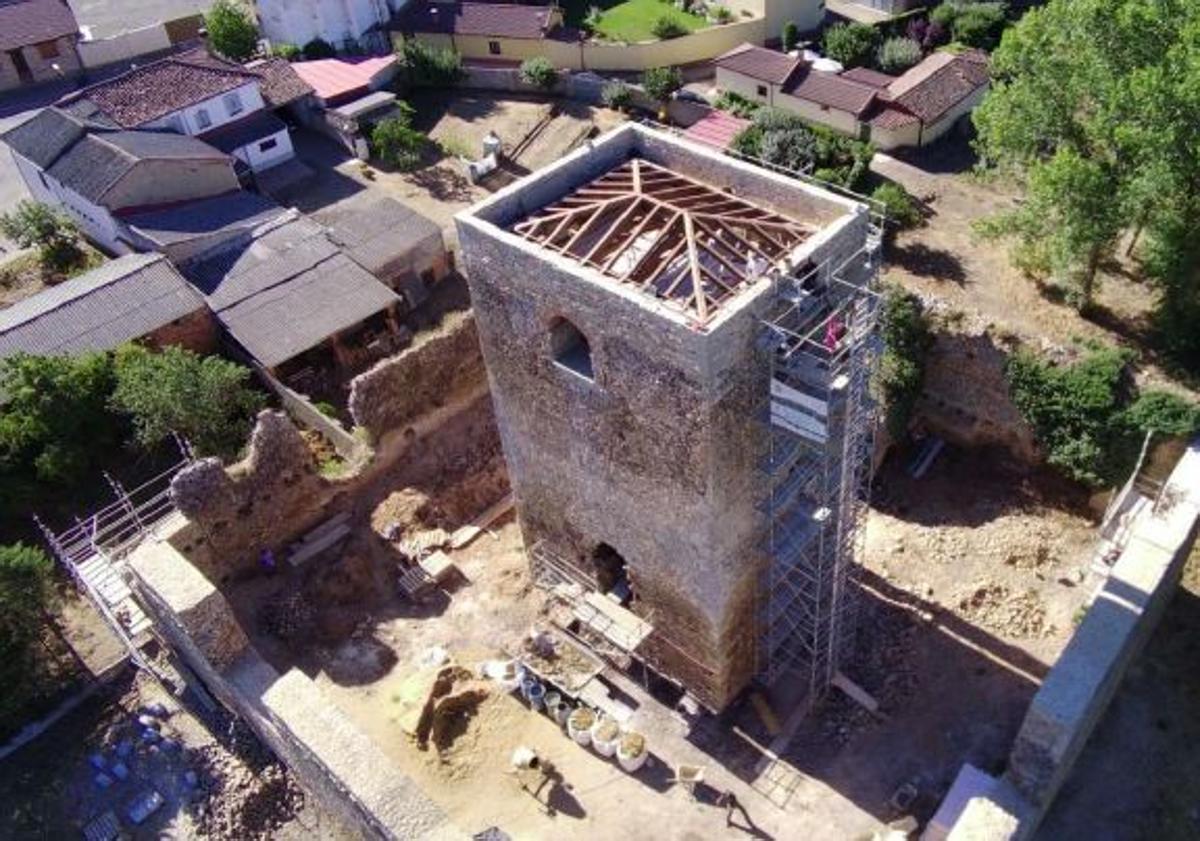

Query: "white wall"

xmin=256 ymin=0 xmax=388 ymax=47
xmin=12 ymin=153 xmax=129 ymax=254
xmin=144 ymin=81 xmax=265 ymax=135
xmin=917 ymin=83 xmax=988 ymax=146
xmin=716 ymin=66 xmax=776 ymax=106
xmin=774 ymin=89 xmax=861 ymax=135
xmin=232 ymin=126 xmax=295 ymax=172
xmin=762 ymin=0 xmax=826 ymax=36
xmin=78 ymin=23 xmax=172 ymax=69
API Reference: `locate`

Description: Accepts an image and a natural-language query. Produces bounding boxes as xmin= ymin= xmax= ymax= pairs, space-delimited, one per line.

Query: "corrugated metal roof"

xmin=1 ymin=107 xmax=85 ymax=168
xmin=0 ymin=0 xmax=78 ymax=52
xmin=218 ymin=252 xmax=399 ymax=367
xmin=126 ymin=191 xmax=286 ymax=247
xmin=316 ymin=197 xmax=441 ymax=278
xmin=290 ymin=56 xmax=397 ymax=102
xmin=0 ymin=253 xmax=206 ymax=357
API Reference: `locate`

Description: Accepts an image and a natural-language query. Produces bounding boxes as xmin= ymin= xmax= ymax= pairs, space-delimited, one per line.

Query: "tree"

xmin=877 ymin=37 xmax=922 ymax=74
xmin=781 ymin=21 xmax=800 ymax=53
xmin=0 ymin=200 xmax=82 ymax=271
xmin=302 ymin=38 xmax=336 ymax=60
xmin=949 ymin=2 xmax=1007 ymax=49
xmin=369 ymin=104 xmax=426 ymax=170
xmin=270 ymin=42 xmax=301 ymax=61
xmin=205 ymin=0 xmax=258 ymax=62
xmin=973 ymin=0 xmax=1200 ymax=347
xmin=0 ymin=543 xmax=55 ymax=680
xmin=822 ymin=22 xmax=878 ymax=68
xmin=399 ymin=39 xmax=466 ymax=87
xmin=519 ymin=56 xmax=558 ymax=91
xmin=111 ymin=345 xmax=264 ymax=459
xmin=872 ymin=181 xmax=922 ymax=231
xmin=601 ymin=80 xmax=633 ymax=111
xmin=0 ymin=352 xmax=119 ymax=489
xmin=642 ymin=66 xmax=683 ymax=104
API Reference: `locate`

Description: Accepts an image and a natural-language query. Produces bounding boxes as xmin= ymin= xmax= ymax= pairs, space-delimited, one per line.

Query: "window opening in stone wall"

xmin=549 ymin=317 xmax=594 ymax=381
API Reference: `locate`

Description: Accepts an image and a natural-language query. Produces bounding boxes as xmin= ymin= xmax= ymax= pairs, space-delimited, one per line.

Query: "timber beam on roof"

xmin=511 ymin=158 xmax=814 ymax=323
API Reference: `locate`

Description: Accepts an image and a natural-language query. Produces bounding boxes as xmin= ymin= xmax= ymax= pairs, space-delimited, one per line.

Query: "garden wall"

xmin=127 ymin=535 xmax=461 ymax=841
xmin=347 ymin=310 xmax=486 ymax=445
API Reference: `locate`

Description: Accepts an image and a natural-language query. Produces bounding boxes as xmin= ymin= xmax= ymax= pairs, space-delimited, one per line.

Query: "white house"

xmin=255 ymin=0 xmax=406 ymax=51
xmin=2 ymin=106 xmax=241 ymax=254
xmin=56 ymin=51 xmax=297 ymax=174
xmin=715 ymin=43 xmax=990 ymax=150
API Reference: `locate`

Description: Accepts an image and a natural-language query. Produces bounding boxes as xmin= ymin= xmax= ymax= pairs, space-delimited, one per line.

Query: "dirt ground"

xmin=272 ymin=92 xmax=627 ymax=246
xmin=873 ymin=144 xmax=1174 ymax=384
xmin=0 ymin=243 xmax=106 ymax=309
xmin=0 ymin=668 xmax=350 ymax=840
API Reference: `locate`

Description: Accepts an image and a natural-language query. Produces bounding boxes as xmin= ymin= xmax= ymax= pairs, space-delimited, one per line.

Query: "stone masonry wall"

xmin=347 ymin=311 xmax=486 ymax=445
xmin=128 ymin=535 xmax=461 ymax=841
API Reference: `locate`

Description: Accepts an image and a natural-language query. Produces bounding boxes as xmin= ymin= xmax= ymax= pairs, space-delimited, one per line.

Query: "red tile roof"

xmin=684 ymin=109 xmax=751 ymax=151
xmin=290 ymin=55 xmax=397 ymax=102
xmin=783 ymin=67 xmax=880 ymax=116
xmin=394 ymin=2 xmax=561 ymax=39
xmin=885 ymin=50 xmax=989 ymax=124
xmin=0 ymin=0 xmax=78 ymax=52
xmin=177 ymin=48 xmax=315 ymax=108
xmin=840 ymin=67 xmax=896 ymax=89
xmin=715 ymin=44 xmax=801 ymax=86
xmin=61 ymin=58 xmax=256 ymax=127
xmin=867 ymin=105 xmax=919 ymax=130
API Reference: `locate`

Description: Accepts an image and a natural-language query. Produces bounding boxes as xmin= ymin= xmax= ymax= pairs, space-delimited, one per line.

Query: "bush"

xmin=760 ymin=127 xmax=819 ymax=173
xmin=584 ymin=5 xmax=604 ymax=32
xmin=270 ymin=42 xmax=301 ymax=60
xmin=731 ymin=108 xmax=875 ymax=189
xmin=205 ymin=0 xmax=258 ymax=61
xmin=1118 ymin=390 xmax=1200 ymax=438
xmin=877 ymin=37 xmax=922 ymax=73
xmin=951 ymin=2 xmax=1006 ymax=49
xmin=1006 ymin=346 xmax=1136 ymax=487
xmin=877 ymin=286 xmax=933 ymax=438
xmin=519 ymin=56 xmax=558 ymax=90
xmin=651 ymin=16 xmax=688 ymax=39
xmin=872 ymin=181 xmax=922 ymax=230
xmin=713 ymin=89 xmax=761 ymax=119
xmin=710 ymin=4 xmax=733 ymax=23
xmin=0 ymin=543 xmax=55 ymax=685
xmin=601 ymin=80 xmax=634 ymax=111
xmin=399 ymin=39 xmax=466 ymax=87
xmin=642 ymin=66 xmax=683 ymax=103
xmin=370 ymin=111 xmax=426 ymax=170
xmin=0 ymin=200 xmax=82 ymax=271
xmin=111 ymin=345 xmax=264 ymax=459
xmin=781 ymin=21 xmax=800 ymax=53
xmin=302 ymin=38 xmax=336 ymax=59
xmin=822 ymin=22 xmax=879 ymax=68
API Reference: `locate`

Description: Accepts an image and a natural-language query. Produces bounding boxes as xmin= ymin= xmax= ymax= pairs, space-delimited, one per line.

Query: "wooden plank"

xmin=750 ymin=692 xmax=783 ymax=736
xmin=684 ymin=213 xmax=708 ymax=321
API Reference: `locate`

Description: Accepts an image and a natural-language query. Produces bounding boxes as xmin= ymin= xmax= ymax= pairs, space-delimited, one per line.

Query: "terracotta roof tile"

xmin=886 ymin=50 xmax=989 ymax=124
xmin=61 ymin=58 xmax=257 ymax=127
xmin=715 ymin=43 xmax=801 ymax=86
xmin=840 ymin=67 xmax=896 ymax=89
xmin=0 ymin=0 xmax=78 ymax=52
xmin=394 ymin=1 xmax=560 ymax=39
xmin=783 ymin=67 xmax=879 ymax=116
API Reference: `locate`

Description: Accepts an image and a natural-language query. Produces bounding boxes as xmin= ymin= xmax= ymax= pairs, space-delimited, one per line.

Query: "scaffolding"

xmin=757 ymin=227 xmax=883 ymax=699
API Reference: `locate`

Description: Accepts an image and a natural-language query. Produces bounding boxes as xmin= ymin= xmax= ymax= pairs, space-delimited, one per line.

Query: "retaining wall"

xmin=937 ymin=441 xmax=1200 ymax=839
xmin=128 ymin=534 xmax=462 ymax=841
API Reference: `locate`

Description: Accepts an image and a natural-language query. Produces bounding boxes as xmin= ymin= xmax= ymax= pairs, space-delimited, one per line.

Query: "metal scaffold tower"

xmin=757 ymin=224 xmax=883 ymax=700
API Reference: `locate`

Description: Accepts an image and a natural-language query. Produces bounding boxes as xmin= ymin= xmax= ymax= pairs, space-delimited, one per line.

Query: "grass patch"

xmin=563 ymin=0 xmax=706 ymax=42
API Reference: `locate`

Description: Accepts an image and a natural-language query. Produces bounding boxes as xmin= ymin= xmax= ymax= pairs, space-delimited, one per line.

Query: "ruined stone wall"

xmin=917 ymin=324 xmax=1038 ymax=463
xmin=127 ymin=536 xmax=461 ymax=841
xmin=347 ymin=311 xmax=486 ymax=445
xmin=169 ymin=410 xmax=332 ymax=582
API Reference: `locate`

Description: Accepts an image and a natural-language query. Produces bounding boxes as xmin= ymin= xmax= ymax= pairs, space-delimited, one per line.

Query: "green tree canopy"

xmin=0 ymin=543 xmax=55 ymax=657
xmin=822 ymin=22 xmax=879 ymax=68
xmin=111 ymin=345 xmax=264 ymax=459
xmin=205 ymin=0 xmax=259 ymax=62
xmin=0 ymin=200 xmax=82 ymax=270
xmin=370 ymin=106 xmax=427 ymax=171
xmin=0 ymin=353 xmax=121 ymax=517
xmin=781 ymin=21 xmax=800 ymax=54
xmin=642 ymin=66 xmax=683 ymax=103
xmin=974 ymin=0 xmax=1200 ymax=365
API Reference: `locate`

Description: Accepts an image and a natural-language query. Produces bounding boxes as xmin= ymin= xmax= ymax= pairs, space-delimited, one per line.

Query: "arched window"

xmin=549 ymin=317 xmax=594 ymax=381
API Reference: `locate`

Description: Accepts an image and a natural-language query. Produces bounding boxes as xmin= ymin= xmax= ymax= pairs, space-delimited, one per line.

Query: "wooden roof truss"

xmin=511 ymin=158 xmax=813 ymax=324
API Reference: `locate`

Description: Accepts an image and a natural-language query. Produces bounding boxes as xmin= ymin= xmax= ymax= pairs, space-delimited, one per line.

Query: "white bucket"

xmin=552 ymin=700 xmax=571 ymax=725
xmin=617 ymin=732 xmax=648 ymax=772
xmin=567 ymin=708 xmax=595 ymax=747
xmin=591 ymin=717 xmax=620 ymax=757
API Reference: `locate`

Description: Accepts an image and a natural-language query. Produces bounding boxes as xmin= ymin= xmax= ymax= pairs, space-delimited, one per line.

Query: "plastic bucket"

xmin=567 ymin=708 xmax=595 ymax=747
xmin=617 ymin=732 xmax=648 ymax=772
xmin=591 ymin=717 xmax=620 ymax=757
xmin=543 ymin=691 xmax=562 ymax=720
xmin=552 ymin=699 xmax=572 ymax=725
xmin=522 ymin=678 xmax=545 ymax=711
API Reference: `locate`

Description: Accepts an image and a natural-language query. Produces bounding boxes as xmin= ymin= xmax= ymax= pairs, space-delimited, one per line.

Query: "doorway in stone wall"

xmin=591 ymin=542 xmax=633 ymax=605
